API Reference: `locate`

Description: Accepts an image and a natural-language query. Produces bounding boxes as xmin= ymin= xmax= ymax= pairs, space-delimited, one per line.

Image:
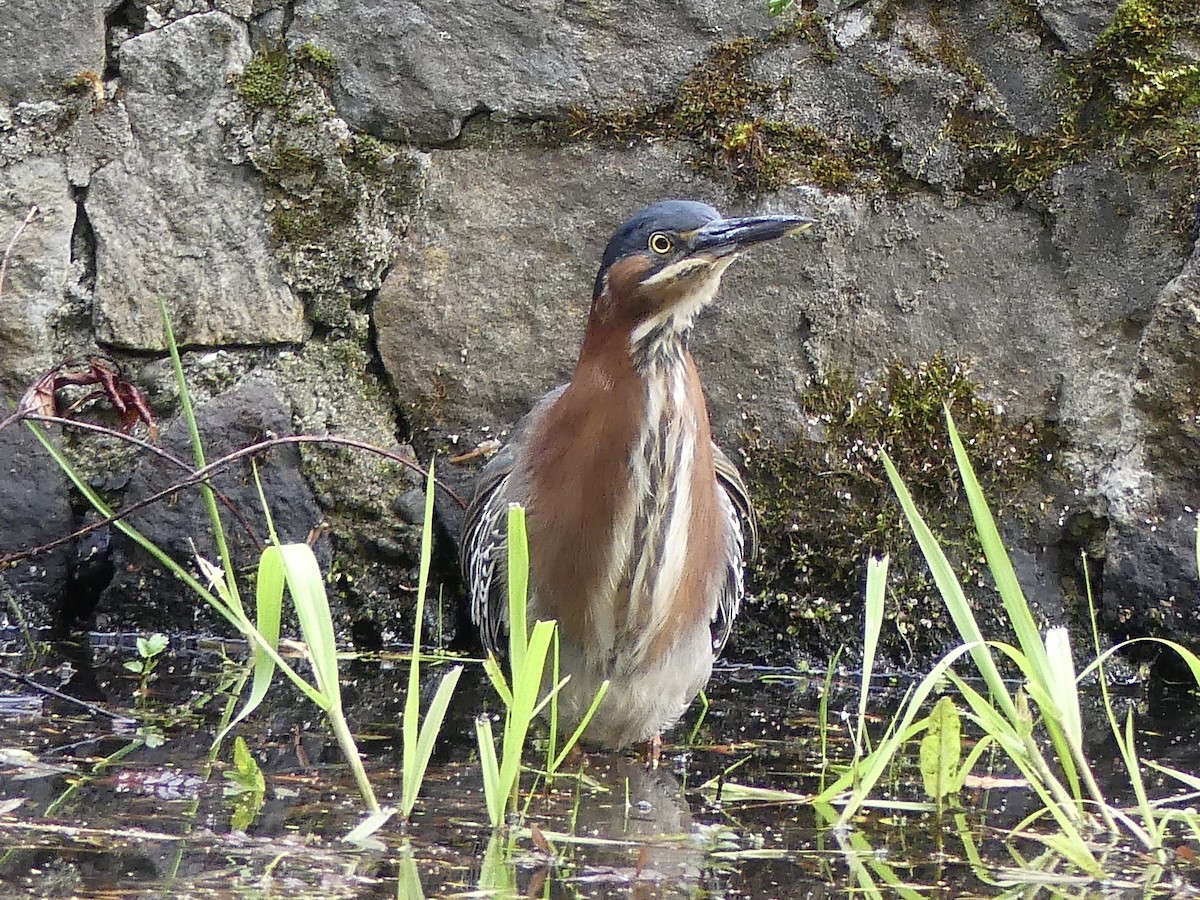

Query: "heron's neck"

xmin=619 ymin=325 xmax=708 ymax=668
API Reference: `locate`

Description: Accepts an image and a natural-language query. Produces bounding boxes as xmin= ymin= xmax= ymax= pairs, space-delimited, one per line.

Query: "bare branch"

xmin=0 ymin=419 xmax=468 ymax=568
xmin=0 ymin=204 xmax=40 ymax=304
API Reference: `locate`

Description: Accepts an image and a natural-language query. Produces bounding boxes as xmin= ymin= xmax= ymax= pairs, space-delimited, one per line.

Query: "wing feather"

xmin=460 ymin=386 xmax=568 ymax=657
xmin=711 ymin=444 xmax=757 ymax=655
xmin=461 ymin=445 xmax=515 ymax=658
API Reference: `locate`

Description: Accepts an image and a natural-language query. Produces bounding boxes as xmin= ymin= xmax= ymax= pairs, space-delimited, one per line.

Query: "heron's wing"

xmin=461 ymin=444 xmax=516 ymax=659
xmin=710 ymin=444 xmax=757 ymax=655
xmin=460 ymin=385 xmax=568 ymax=658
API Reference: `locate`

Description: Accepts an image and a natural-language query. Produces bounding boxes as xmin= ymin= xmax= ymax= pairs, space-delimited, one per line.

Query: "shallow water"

xmin=0 ymin=632 xmax=1197 ymax=898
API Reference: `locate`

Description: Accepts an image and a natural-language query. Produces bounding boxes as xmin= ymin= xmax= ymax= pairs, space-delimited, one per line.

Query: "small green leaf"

xmin=143 ymin=633 xmax=169 ymax=657
xmin=919 ymin=696 xmax=961 ymax=804
xmin=225 ymin=736 xmax=266 ymax=832
xmin=138 ymin=726 xmax=165 ymax=749
xmin=223 ymin=736 xmax=266 ymax=795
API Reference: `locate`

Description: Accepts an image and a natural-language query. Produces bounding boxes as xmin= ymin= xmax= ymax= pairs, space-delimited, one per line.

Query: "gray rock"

xmin=1100 ymin=240 xmax=1200 ymax=644
xmin=288 ymin=0 xmax=776 ymax=143
xmin=220 ymin=44 xmax=427 ymax=330
xmin=0 ymin=425 xmax=73 ymax=629
xmin=88 ymin=12 xmax=306 ymax=350
xmin=64 ymin=100 xmax=135 ymax=189
xmin=0 ymin=157 xmax=76 ymax=396
xmin=1103 ymin=513 xmax=1200 ymax=647
xmin=1036 ymin=0 xmax=1121 ymax=53
xmin=1043 ymin=159 xmax=1189 ymax=458
xmin=0 ymin=0 xmax=122 ymax=103
xmin=1136 ymin=241 xmax=1200 ymax=480
xmin=943 ymin=0 xmax=1065 ymax=135
xmin=98 ymin=376 xmax=329 ymax=632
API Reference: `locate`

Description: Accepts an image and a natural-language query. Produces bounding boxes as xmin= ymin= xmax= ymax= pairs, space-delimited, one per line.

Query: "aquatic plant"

xmin=712 ymin=407 xmax=1200 ymax=891
xmin=475 ymin=505 xmax=608 ymax=828
xmin=124 ymin=632 xmax=169 ymax=702
xmin=831 ymin=408 xmax=1200 ymax=885
xmin=397 ymin=461 xmax=464 ymax=821
xmin=22 ymin=303 xmax=465 ymax=827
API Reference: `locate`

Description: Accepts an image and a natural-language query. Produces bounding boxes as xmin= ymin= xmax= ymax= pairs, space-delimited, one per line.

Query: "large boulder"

xmin=87 ymin=12 xmax=305 ymax=351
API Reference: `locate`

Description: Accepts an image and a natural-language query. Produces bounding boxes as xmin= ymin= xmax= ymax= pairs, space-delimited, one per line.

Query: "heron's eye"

xmin=648 ymin=232 xmax=673 ymax=255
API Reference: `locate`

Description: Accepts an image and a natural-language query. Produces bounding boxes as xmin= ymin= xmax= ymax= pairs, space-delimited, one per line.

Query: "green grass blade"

xmin=402 ymin=665 xmax=463 ymax=817
xmin=530 ymin=674 xmax=571 ymax=719
xmin=948 ymin=669 xmax=1085 ymax=825
xmin=475 ymin=715 xmax=504 ymax=827
xmin=1118 ymin=706 xmax=1160 ymax=849
xmin=277 ymin=543 xmax=340 ymax=699
xmin=551 ymin=680 xmax=610 ymax=772
xmin=956 ymin=640 xmax=1084 ymax=806
xmin=482 ymin=653 xmax=514 ymax=707
xmin=547 ymin=629 xmax=561 ymax=772
xmin=945 ymin=406 xmax=1051 ymax=684
xmin=1042 ymin=628 xmax=1082 ymax=752
xmin=512 ymin=621 xmax=556 ymax=718
xmin=1144 ymin=759 xmax=1200 ymax=791
xmin=842 ymin=826 xmax=929 ymax=900
xmin=1016 ymin=832 xmax=1105 ymax=877
xmin=497 ymin=619 xmax=556 ymax=808
xmin=271 ymin=541 xmax=379 ymax=812
xmin=214 ymin=545 xmax=285 ymax=743
xmin=881 ymin=449 xmax=1017 ymax=722
xmin=951 ymin=735 xmax=995 ymax=793
xmin=818 ymin=647 xmax=842 ymax=785
xmin=397 ymin=844 xmax=427 ymax=900
xmin=402 ymin=460 xmax=439 ymax=814
xmin=506 ymin=505 xmax=530 ymax=676
xmin=159 ymin=298 xmax=243 ymax=615
xmin=857 ymin=556 xmax=888 ymax=759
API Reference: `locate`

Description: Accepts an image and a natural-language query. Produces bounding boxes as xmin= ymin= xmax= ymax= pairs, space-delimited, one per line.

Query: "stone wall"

xmin=1 ymin=0 xmax=1197 ymax=664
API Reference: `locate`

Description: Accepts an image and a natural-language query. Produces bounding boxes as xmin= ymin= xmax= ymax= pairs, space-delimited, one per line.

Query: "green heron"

xmin=462 ymin=199 xmax=813 ymax=750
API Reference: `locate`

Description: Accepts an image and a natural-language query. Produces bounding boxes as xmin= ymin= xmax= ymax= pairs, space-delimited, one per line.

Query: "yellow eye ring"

xmin=648 ymin=232 xmax=673 ymax=255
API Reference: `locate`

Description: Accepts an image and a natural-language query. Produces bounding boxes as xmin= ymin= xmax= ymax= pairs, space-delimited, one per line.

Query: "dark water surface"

xmin=1 ymin=631 xmax=1198 ymax=898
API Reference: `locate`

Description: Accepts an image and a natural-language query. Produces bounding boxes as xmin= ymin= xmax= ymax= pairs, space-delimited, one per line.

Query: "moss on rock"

xmin=559 ymin=1 xmax=1197 ymax=228
xmin=272 ymin=336 xmax=428 ymax=640
xmin=231 ymin=44 xmax=425 ymax=329
xmin=732 ymin=354 xmax=1059 ymax=665
xmin=561 ymin=23 xmax=907 ymax=196
xmin=959 ymin=0 xmax=1199 ymax=230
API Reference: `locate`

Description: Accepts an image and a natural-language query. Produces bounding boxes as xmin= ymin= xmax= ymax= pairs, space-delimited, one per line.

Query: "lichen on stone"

xmin=271 ymin=334 xmax=425 ymax=631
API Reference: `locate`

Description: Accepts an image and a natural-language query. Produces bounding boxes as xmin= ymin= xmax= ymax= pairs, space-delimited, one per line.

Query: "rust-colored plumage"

xmin=462 ymin=200 xmax=812 ymax=749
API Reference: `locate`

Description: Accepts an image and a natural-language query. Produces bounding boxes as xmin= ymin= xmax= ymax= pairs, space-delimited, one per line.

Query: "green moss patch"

xmin=962 ymin=0 xmax=1200 ymax=230
xmin=231 ymin=44 xmax=422 ymax=327
xmin=561 ymin=26 xmax=908 ymax=196
xmin=734 ymin=354 xmax=1057 ymax=664
xmin=561 ymin=1 xmax=1197 ymax=226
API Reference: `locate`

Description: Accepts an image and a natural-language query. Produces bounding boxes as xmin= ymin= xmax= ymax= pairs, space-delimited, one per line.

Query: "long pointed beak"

xmin=689 ymin=214 xmax=814 ymax=258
